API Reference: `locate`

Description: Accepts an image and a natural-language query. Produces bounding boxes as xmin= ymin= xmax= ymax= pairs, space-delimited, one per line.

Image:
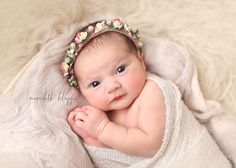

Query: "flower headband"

xmin=61 ymin=18 xmax=143 ymax=87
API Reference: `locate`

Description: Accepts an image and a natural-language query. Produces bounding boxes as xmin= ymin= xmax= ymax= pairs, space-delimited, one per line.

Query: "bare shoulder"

xmin=137 ymin=79 xmax=166 ymax=145
xmin=139 ymin=79 xmax=165 ymax=106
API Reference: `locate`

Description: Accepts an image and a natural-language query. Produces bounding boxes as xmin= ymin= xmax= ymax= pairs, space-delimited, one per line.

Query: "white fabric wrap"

xmin=84 ymin=73 xmax=231 ymax=168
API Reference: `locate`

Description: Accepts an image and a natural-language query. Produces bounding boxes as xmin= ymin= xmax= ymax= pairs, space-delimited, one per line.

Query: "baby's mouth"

xmin=110 ymin=94 xmax=126 ymax=103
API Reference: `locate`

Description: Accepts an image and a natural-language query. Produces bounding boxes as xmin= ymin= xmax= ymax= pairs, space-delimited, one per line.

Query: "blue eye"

xmin=116 ymin=65 xmax=126 ymax=74
xmin=90 ymin=81 xmax=100 ymax=88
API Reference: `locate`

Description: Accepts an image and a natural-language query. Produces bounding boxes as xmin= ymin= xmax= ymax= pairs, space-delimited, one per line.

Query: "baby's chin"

xmin=92 ymin=94 xmax=136 ymax=112
xmin=104 ymin=101 xmax=134 ymax=112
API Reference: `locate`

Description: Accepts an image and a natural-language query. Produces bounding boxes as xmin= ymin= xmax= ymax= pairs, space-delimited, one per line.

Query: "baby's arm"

xmin=75 ymin=80 xmax=166 ymax=157
xmin=75 ymin=105 xmax=163 ymax=157
xmin=99 ymin=120 xmax=162 ymax=157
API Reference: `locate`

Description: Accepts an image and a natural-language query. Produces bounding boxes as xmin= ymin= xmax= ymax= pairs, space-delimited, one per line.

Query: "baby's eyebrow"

xmin=79 ymin=75 xmax=98 ymax=85
xmin=75 ymin=70 xmax=97 ymax=82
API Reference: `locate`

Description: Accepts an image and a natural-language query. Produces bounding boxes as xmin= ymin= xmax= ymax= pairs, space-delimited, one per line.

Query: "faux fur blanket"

xmin=1 ymin=0 xmax=236 ymax=167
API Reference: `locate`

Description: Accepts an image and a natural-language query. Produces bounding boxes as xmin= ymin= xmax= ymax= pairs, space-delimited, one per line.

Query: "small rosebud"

xmin=106 ymin=20 xmax=112 ymax=25
xmin=70 ymin=42 xmax=76 ymax=49
xmin=87 ymin=25 xmax=94 ymax=32
xmin=64 ymin=57 xmax=70 ymax=63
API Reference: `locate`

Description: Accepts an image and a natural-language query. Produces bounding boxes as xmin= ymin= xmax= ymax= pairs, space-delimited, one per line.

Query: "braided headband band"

xmin=61 ymin=18 xmax=143 ymax=87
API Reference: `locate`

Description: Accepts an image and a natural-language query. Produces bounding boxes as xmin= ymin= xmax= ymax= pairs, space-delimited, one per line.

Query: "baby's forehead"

xmin=75 ymin=53 xmax=130 ymax=83
xmin=74 ymin=40 xmax=134 ymax=79
xmin=77 ymin=41 xmax=136 ymax=67
xmin=81 ymin=32 xmax=131 ymax=52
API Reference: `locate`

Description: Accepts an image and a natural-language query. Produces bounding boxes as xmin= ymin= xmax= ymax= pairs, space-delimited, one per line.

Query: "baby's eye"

xmin=116 ymin=65 xmax=126 ymax=74
xmin=90 ymin=81 xmax=100 ymax=88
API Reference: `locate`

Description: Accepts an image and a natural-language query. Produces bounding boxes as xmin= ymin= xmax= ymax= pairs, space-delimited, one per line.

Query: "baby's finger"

xmin=75 ymin=112 xmax=88 ymax=121
xmin=74 ymin=107 xmax=89 ymax=114
xmin=75 ymin=119 xmax=85 ymax=128
xmin=73 ymin=107 xmax=82 ymax=112
xmin=77 ymin=106 xmax=88 ymax=112
xmin=67 ymin=111 xmax=77 ymax=122
xmin=72 ymin=126 xmax=88 ymax=138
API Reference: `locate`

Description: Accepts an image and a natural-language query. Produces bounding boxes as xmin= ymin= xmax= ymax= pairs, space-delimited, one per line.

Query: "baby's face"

xmin=74 ymin=36 xmax=146 ymax=112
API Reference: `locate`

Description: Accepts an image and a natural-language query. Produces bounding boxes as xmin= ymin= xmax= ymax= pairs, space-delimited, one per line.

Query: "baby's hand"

xmin=67 ymin=108 xmax=107 ymax=147
xmin=75 ymin=106 xmax=110 ymax=139
xmin=67 ymin=109 xmax=90 ymax=140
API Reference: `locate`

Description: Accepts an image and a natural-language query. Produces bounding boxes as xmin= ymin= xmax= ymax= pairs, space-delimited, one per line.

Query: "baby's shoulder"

xmin=135 ymin=79 xmax=166 ymax=132
xmin=142 ymin=79 xmax=163 ymax=96
xmin=138 ymin=79 xmax=165 ymax=108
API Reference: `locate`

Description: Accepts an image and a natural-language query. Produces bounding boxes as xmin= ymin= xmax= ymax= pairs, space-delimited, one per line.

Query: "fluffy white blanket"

xmin=0 ymin=0 xmax=236 ymax=167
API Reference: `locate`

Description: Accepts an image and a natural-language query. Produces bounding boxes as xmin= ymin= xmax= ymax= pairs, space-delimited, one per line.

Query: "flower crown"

xmin=61 ymin=18 xmax=143 ymax=87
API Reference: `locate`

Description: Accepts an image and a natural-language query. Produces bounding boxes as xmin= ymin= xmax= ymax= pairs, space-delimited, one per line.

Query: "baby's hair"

xmin=78 ymin=32 xmax=138 ymax=57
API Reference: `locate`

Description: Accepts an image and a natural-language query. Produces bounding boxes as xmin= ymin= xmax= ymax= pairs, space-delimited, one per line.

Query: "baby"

xmin=63 ymin=18 xmax=165 ymax=157
xmin=62 ymin=18 xmax=231 ymax=167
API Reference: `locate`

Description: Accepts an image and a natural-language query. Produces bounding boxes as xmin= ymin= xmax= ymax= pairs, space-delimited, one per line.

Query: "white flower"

xmin=124 ymin=24 xmax=132 ymax=32
xmin=70 ymin=42 xmax=76 ymax=49
xmin=64 ymin=57 xmax=71 ymax=64
xmin=61 ymin=62 xmax=69 ymax=76
xmin=95 ymin=21 xmax=108 ymax=32
xmin=87 ymin=25 xmax=94 ymax=32
xmin=138 ymin=41 xmax=143 ymax=48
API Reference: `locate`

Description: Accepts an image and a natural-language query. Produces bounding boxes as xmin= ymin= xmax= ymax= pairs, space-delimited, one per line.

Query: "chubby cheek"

xmin=82 ymin=90 xmax=108 ymax=110
xmin=123 ymin=69 xmax=146 ymax=94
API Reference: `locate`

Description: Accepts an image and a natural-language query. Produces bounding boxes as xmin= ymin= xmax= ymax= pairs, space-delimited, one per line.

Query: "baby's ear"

xmin=136 ymin=52 xmax=143 ymax=60
xmin=137 ymin=53 xmax=146 ymax=70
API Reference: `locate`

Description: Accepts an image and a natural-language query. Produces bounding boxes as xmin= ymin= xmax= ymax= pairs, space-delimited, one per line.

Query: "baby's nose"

xmin=107 ymin=81 xmax=121 ymax=94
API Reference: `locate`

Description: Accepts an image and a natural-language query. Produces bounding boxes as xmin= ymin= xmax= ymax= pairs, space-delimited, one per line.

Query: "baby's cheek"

xmin=80 ymin=89 xmax=105 ymax=109
xmin=127 ymin=73 xmax=145 ymax=90
xmin=87 ymin=94 xmax=108 ymax=110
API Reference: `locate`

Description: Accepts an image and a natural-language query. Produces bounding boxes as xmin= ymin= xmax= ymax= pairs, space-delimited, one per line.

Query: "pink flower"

xmin=112 ymin=18 xmax=123 ymax=29
xmin=75 ymin=32 xmax=88 ymax=43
